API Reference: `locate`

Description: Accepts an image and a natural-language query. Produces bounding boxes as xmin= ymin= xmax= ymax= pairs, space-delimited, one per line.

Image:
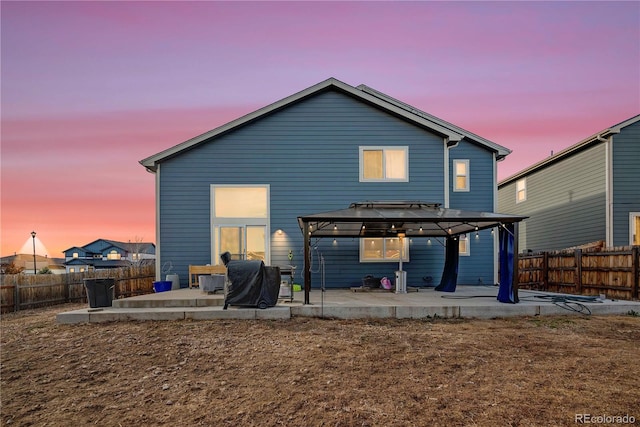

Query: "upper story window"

xmin=72 ymin=252 xmax=78 ymax=258
xmin=516 ymin=178 xmax=527 ymax=203
xmin=453 ymin=159 xmax=469 ymax=191
xmin=359 ymin=146 xmax=408 ymax=182
xmin=107 ymin=250 xmax=121 ymax=260
xmin=360 ymin=237 xmax=410 ymax=262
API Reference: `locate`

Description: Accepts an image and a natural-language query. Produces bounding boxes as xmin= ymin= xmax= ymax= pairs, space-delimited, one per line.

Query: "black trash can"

xmin=83 ymin=278 xmax=115 ymax=308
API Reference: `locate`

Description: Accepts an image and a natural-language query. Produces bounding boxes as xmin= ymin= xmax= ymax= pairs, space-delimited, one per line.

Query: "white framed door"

xmin=211 ymin=184 xmax=270 ymax=265
xmin=630 ymin=212 xmax=640 ymax=246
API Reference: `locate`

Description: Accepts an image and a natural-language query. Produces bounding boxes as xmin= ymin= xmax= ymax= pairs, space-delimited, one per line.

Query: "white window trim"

xmin=516 ymin=178 xmax=527 ymax=203
xmin=359 ymin=146 xmax=409 ymax=182
xmin=210 ymin=184 xmax=271 ymax=265
xmin=630 ymin=212 xmax=640 ymax=246
xmin=453 ymin=159 xmax=470 ymax=192
xmin=359 ymin=237 xmax=410 ymax=262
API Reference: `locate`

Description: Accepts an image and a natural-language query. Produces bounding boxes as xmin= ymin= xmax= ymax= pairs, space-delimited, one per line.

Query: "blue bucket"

xmin=153 ymin=281 xmax=172 ymax=293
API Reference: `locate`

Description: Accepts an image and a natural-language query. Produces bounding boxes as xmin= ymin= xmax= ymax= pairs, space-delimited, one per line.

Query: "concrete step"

xmin=57 ymin=306 xmax=291 ymax=324
xmin=113 ymin=289 xmax=225 ymax=308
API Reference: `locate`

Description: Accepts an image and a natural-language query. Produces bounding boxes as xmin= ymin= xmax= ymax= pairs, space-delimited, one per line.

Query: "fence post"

xmin=633 ymin=246 xmax=639 ymax=300
xmin=115 ymin=278 xmax=120 ymax=299
xmin=542 ymin=252 xmax=549 ymax=290
xmin=13 ymin=280 xmax=19 ymax=312
xmin=575 ymin=249 xmax=582 ymax=293
xmin=64 ymin=272 xmax=70 ymax=303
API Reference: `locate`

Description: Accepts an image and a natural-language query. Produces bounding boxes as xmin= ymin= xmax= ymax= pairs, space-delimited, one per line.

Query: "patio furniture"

xmin=189 ymin=265 xmax=227 ymax=288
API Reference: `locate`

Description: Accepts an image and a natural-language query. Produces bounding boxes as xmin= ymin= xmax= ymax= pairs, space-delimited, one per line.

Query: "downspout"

xmin=600 ymin=133 xmax=614 ymax=247
xmin=444 ymin=138 xmax=460 ymax=208
xmin=493 ymin=152 xmax=499 ymax=285
xmin=154 ymin=163 xmax=162 ymax=281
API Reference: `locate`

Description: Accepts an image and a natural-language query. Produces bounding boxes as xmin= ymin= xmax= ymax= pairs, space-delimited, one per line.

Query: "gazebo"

xmin=297 ymin=201 xmax=527 ymax=305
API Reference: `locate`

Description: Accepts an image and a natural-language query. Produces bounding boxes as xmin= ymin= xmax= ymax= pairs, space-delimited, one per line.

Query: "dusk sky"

xmin=2 ymin=1 xmax=639 ymax=258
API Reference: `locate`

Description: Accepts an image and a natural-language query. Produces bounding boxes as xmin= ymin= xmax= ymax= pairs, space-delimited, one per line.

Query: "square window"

xmin=360 ymin=237 xmax=409 ymax=262
xmin=360 ymin=147 xmax=408 ymax=182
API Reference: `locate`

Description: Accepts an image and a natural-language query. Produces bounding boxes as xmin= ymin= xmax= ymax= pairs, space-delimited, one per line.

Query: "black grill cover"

xmin=223 ymin=260 xmax=280 ymax=309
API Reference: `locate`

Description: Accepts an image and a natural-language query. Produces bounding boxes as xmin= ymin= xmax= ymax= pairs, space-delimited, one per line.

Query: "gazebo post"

xmin=512 ymin=222 xmax=520 ymax=303
xmin=303 ymin=221 xmax=311 ymax=304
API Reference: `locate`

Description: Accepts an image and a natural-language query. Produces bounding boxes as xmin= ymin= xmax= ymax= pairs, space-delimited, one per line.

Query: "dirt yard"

xmin=1 ymin=304 xmax=639 ymax=426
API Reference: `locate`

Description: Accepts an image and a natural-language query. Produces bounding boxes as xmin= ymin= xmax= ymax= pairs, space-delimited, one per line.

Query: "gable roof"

xmin=140 ymin=77 xmax=511 ymax=172
xmin=62 ymin=239 xmax=155 ymax=255
xmin=499 ymin=113 xmax=640 ymax=187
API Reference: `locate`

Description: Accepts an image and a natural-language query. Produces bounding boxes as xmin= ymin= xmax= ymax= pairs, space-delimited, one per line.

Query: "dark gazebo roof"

xmin=297 ymin=201 xmax=527 ymax=238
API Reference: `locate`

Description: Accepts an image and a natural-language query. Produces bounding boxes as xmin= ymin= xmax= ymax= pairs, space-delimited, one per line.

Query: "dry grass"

xmin=1 ymin=304 xmax=639 ymax=426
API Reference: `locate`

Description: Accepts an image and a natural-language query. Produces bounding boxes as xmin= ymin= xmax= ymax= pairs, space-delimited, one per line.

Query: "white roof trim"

xmin=141 ymin=77 xmax=506 ymax=171
xmin=499 ymin=113 xmax=640 ymax=186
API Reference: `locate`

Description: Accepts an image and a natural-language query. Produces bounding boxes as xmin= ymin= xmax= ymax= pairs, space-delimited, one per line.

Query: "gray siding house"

xmin=498 ymin=114 xmax=640 ymax=252
xmin=141 ymin=78 xmax=513 ymax=288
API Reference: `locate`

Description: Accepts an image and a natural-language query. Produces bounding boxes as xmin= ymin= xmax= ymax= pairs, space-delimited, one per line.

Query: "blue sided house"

xmin=140 ymin=78 xmax=525 ymax=303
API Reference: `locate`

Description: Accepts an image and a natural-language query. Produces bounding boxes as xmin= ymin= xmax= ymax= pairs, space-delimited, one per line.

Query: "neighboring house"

xmin=498 ymin=114 xmax=640 ymax=252
xmin=62 ymin=239 xmax=155 ymax=273
xmin=140 ymin=78 xmax=515 ymax=288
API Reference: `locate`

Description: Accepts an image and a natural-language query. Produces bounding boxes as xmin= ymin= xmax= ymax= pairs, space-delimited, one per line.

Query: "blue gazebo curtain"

xmin=435 ymin=236 xmax=459 ymax=292
xmin=497 ymin=223 xmax=519 ymax=303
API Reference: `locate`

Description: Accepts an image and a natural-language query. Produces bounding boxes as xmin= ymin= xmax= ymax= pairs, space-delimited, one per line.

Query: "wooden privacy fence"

xmin=518 ymin=246 xmax=639 ymax=300
xmin=0 ymin=265 xmax=156 ymax=314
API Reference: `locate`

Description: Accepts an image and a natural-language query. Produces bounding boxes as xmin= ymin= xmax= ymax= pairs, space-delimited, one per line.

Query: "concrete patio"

xmin=56 ymin=285 xmax=640 ymax=324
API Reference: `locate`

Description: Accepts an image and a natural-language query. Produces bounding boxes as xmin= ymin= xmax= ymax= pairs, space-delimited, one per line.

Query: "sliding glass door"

xmin=218 ymin=225 xmax=266 ymax=261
